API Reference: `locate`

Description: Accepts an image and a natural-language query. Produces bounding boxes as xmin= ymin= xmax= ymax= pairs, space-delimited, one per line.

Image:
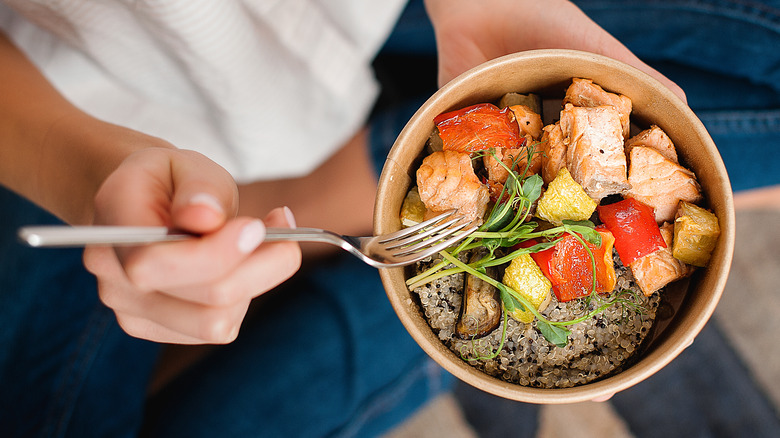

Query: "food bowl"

xmin=373 ymin=49 xmax=735 ymax=404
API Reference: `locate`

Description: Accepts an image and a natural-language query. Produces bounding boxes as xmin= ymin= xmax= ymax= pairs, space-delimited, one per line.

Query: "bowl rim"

xmin=373 ymin=49 xmax=736 ymax=404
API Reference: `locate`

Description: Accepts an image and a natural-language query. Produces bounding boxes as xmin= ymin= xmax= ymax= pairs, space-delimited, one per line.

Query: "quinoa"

xmin=412 ymin=249 xmax=661 ymax=388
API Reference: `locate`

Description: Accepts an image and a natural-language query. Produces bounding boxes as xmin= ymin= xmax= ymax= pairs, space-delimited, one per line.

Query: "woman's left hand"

xmin=424 ymin=0 xmax=686 ymax=102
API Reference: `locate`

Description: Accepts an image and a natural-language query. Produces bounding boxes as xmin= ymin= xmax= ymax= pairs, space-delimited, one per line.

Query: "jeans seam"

xmin=40 ymin=304 xmax=113 ymax=438
xmin=579 ymin=0 xmax=780 ymax=30
xmin=697 ymin=109 xmax=780 ymax=135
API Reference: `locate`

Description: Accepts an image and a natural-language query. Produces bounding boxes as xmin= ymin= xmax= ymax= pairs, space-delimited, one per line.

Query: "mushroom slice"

xmin=456 ymin=251 xmax=501 ymax=338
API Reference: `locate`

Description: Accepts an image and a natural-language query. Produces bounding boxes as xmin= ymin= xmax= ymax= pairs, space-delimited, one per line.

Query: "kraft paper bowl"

xmin=373 ymin=49 xmax=735 ymax=404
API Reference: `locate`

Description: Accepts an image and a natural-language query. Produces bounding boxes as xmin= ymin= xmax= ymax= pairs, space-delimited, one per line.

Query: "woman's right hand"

xmin=83 ymin=148 xmax=302 ymax=344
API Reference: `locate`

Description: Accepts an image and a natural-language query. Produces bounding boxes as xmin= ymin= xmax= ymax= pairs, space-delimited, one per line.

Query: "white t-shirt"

xmin=0 ymin=0 xmax=407 ymax=182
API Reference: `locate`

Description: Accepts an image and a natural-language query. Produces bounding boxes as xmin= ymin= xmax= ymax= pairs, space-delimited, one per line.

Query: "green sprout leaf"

xmin=497 ymin=283 xmax=526 ymax=314
xmin=562 ymin=220 xmax=602 ymax=246
xmin=537 ymin=320 xmax=571 ymax=348
xmin=521 ymin=174 xmax=543 ymax=203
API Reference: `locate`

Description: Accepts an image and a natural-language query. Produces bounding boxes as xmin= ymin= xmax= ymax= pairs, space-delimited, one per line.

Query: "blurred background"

xmin=372 ymin=1 xmax=780 ymax=436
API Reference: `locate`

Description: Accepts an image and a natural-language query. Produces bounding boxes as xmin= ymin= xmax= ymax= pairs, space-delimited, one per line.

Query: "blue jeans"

xmin=0 ymin=190 xmax=160 ymax=437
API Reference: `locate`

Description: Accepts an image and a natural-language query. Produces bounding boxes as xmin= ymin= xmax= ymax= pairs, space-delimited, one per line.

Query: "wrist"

xmin=40 ymin=112 xmax=175 ymax=224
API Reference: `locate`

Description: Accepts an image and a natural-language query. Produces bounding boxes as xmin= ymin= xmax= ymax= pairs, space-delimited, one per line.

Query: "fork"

xmin=17 ymin=210 xmax=477 ymax=268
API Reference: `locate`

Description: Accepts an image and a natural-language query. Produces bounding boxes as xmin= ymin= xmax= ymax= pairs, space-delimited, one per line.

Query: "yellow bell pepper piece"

xmin=536 ymin=168 xmax=598 ymax=226
xmin=673 ymin=201 xmax=720 ymax=267
xmin=400 ymin=187 xmax=426 ymax=227
xmin=503 ymin=254 xmax=552 ymax=323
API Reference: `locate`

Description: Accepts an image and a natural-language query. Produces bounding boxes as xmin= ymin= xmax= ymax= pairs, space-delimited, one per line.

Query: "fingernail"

xmin=237 ymin=220 xmax=265 ymax=254
xmin=189 ymin=193 xmax=224 ymax=214
xmin=283 ymin=206 xmax=297 ymax=229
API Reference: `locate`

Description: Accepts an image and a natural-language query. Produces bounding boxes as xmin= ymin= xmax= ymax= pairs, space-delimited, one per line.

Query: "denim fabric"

xmin=142 ymin=255 xmax=451 ymax=438
xmin=0 ymin=189 xmax=160 ymax=438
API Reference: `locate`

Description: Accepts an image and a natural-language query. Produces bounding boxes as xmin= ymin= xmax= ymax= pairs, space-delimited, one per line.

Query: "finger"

xmin=84 ymin=245 xmax=155 ymax=295
xmin=158 ymin=207 xmax=301 ymax=306
xmin=168 ymin=150 xmax=239 ymax=233
xmin=210 ymin=207 xmax=300 ymax=302
xmin=561 ymin=4 xmax=687 ymax=103
xmin=114 ymin=314 xmax=206 ymax=344
xmin=107 ymin=289 xmax=251 ymax=344
xmin=164 ymin=233 xmax=301 ymax=306
xmin=585 ymin=30 xmax=687 ymax=103
xmin=94 ymin=148 xmax=238 ymax=232
xmin=626 ymin=59 xmax=687 ymax=104
xmin=121 ymin=216 xmax=267 ymax=292
xmin=87 ymin=235 xmax=251 ymax=344
xmin=591 ymin=393 xmax=615 ymax=402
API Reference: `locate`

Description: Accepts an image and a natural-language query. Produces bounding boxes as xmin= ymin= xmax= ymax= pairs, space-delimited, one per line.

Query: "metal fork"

xmin=17 ymin=210 xmax=477 ymax=268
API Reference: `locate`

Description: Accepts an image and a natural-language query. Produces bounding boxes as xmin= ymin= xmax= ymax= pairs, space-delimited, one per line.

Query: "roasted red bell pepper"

xmin=596 ymin=198 xmax=666 ymax=266
xmin=516 ymin=239 xmax=554 ymax=279
xmin=516 ymin=229 xmax=617 ymax=302
xmin=434 ymin=103 xmax=523 ymax=152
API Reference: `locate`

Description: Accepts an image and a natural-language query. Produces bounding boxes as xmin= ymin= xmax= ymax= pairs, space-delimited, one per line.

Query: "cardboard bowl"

xmin=373 ymin=50 xmax=735 ymax=404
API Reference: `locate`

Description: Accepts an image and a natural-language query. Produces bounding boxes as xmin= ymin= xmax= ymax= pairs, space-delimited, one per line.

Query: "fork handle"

xmin=18 ymin=225 xmax=340 ymax=248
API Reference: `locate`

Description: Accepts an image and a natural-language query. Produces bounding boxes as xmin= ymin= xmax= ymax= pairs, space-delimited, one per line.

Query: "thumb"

xmin=587 ymin=31 xmax=687 ymax=103
xmin=168 ymin=150 xmax=239 ymax=234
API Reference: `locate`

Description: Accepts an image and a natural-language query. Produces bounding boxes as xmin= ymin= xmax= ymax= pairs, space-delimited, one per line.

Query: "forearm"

xmin=0 ymin=33 xmax=164 ymax=224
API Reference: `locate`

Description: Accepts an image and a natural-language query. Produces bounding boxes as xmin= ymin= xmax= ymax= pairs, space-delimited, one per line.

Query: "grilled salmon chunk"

xmin=539 ymin=122 xmax=567 ymax=185
xmin=563 ymin=78 xmax=633 ymax=138
xmin=627 ymin=146 xmax=702 ymax=223
xmin=625 ymin=125 xmax=678 ymax=164
xmin=483 ymin=104 xmax=543 ymax=184
xmin=417 ymin=150 xmax=490 ymax=225
xmin=559 ymin=104 xmax=630 ymax=201
xmin=629 ymin=223 xmax=693 ymax=296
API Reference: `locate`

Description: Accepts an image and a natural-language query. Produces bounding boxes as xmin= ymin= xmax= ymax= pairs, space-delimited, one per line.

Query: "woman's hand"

xmin=424 ymin=0 xmax=686 ymax=102
xmin=83 ymin=148 xmax=301 ymax=344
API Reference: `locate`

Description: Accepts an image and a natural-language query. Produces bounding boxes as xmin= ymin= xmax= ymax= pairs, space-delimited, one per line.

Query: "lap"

xmin=142 ymin=254 xmax=451 ymax=438
xmin=0 ymin=188 xmax=160 ymax=438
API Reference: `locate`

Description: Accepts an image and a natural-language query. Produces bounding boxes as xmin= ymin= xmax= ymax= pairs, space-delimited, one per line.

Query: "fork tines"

xmin=384 ymin=210 xmax=476 ymax=258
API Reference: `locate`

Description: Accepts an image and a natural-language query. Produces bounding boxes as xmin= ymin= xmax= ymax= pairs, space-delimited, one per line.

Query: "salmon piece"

xmin=627 ymin=146 xmax=702 ymax=223
xmin=629 ymin=223 xmax=694 ymax=296
xmin=559 ymin=104 xmax=630 ymax=201
xmin=563 ymin=78 xmax=633 ymax=138
xmin=483 ymin=104 xmax=543 ymax=184
xmin=625 ymin=125 xmax=678 ymax=164
xmin=539 ymin=122 xmax=567 ymax=185
xmin=483 ymin=146 xmax=541 ymax=184
xmin=509 ymin=104 xmax=543 ymax=139
xmin=416 ymin=150 xmax=490 ymax=225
